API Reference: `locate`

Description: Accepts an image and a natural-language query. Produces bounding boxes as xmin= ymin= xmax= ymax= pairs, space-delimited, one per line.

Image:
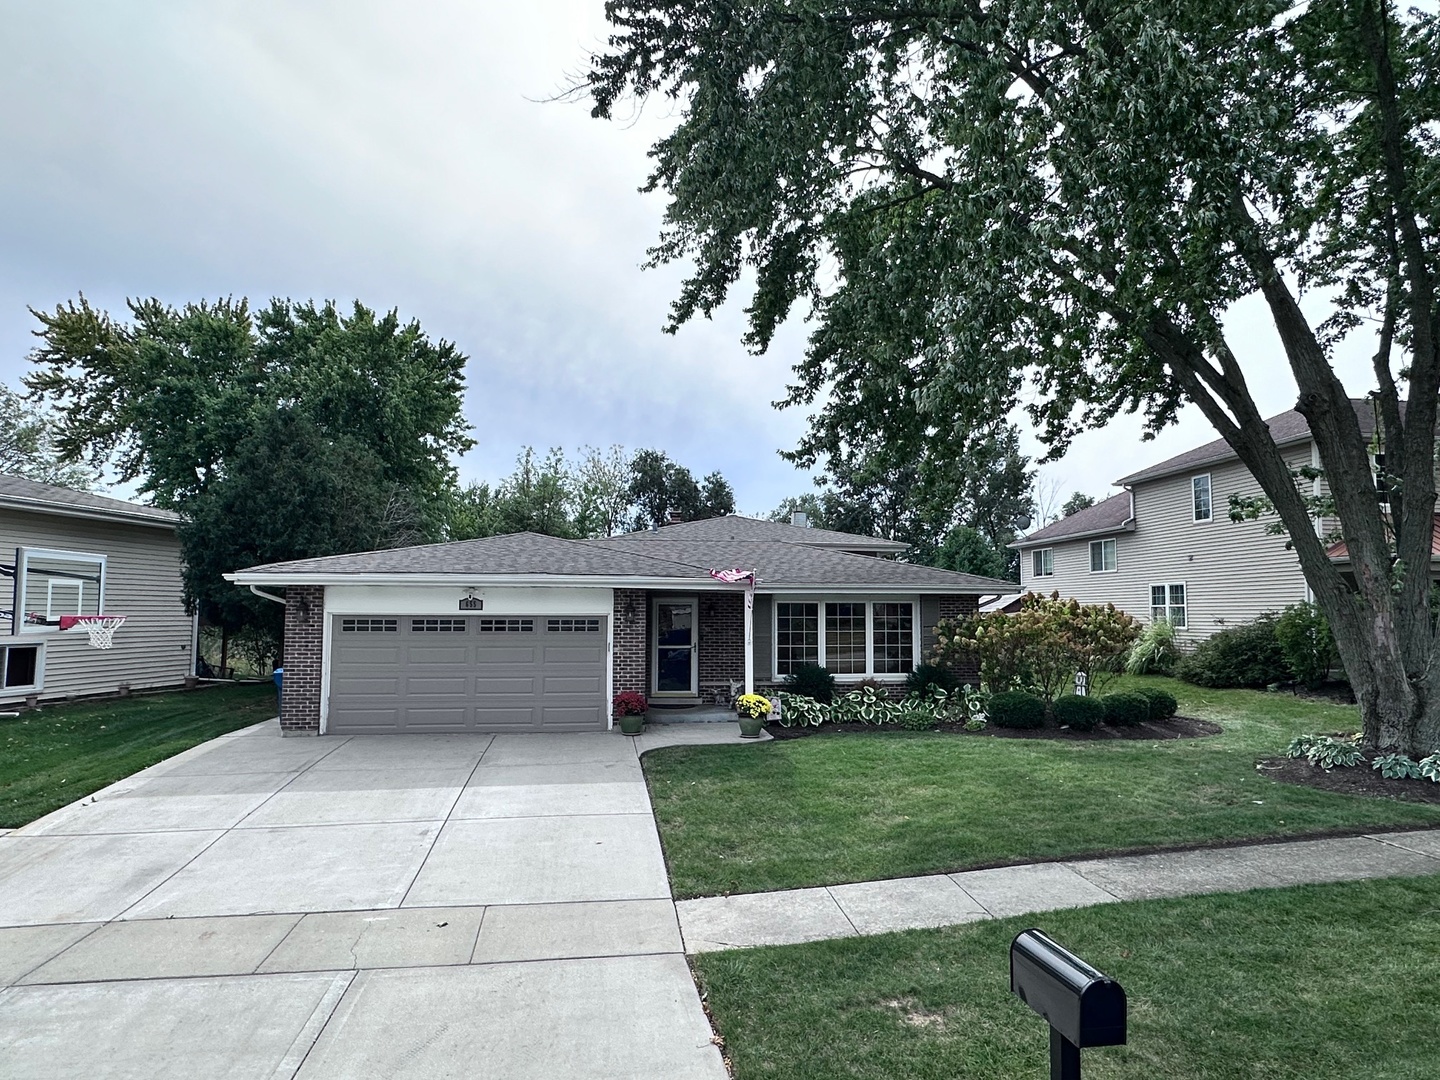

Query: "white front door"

xmin=652 ymin=597 xmax=698 ymax=696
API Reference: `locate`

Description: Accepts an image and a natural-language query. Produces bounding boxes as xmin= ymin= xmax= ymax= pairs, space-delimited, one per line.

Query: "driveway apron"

xmin=0 ymin=721 xmax=730 ymax=1079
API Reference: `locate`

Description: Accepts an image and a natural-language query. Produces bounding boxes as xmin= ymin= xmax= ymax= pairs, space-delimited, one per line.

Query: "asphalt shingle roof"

xmin=0 ymin=473 xmax=179 ymax=526
xmin=1013 ymin=491 xmax=1133 ymax=547
xmin=1114 ymin=400 xmax=1378 ymax=487
xmin=233 ymin=529 xmax=1016 ymax=592
xmin=606 ymin=514 xmax=909 ymax=553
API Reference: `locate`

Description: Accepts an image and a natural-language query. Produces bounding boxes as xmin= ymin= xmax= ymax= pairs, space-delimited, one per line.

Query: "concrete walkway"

xmin=677 ymin=828 xmax=1440 ymax=952
xmin=0 ymin=720 xmax=760 ymax=1080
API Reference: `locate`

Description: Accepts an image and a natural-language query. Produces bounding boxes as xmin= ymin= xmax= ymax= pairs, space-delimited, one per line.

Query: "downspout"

xmin=249 ymin=585 xmax=286 ymax=605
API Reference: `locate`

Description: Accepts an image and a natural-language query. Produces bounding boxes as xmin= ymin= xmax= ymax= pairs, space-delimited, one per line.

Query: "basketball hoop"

xmin=59 ymin=614 xmax=128 ymax=650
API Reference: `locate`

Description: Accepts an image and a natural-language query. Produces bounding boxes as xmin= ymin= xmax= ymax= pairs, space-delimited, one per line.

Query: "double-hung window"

xmin=1192 ymin=475 xmax=1212 ymax=522
xmin=1089 ymin=538 xmax=1117 ymax=573
xmin=1150 ymin=583 xmax=1187 ymax=628
xmin=1031 ymin=548 xmax=1054 ymax=578
xmin=774 ymin=599 xmax=916 ymax=679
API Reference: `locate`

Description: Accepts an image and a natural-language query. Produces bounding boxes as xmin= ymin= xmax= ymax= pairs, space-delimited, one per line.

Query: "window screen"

xmin=872 ymin=602 xmax=914 ymax=674
xmin=775 ymin=602 xmax=818 ymax=674
xmin=824 ymin=602 xmax=867 ymax=674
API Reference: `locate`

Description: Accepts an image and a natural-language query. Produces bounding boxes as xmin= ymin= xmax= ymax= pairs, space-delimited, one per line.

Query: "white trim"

xmin=1031 ymin=547 xmax=1055 ymax=579
xmin=0 ymin=639 xmax=45 ymax=695
xmin=1149 ymin=581 xmax=1189 ymax=629
xmin=14 ymin=547 xmax=108 ymax=634
xmin=651 ymin=595 xmax=699 ymax=697
xmin=227 ymin=570 xmax=998 ymax=594
xmin=1191 ymin=474 xmax=1213 ymax=523
xmin=0 ymin=496 xmax=177 ymax=530
xmin=1088 ymin=538 xmax=1117 ymax=574
xmin=606 ymin=589 xmax=615 ymax=729
xmin=770 ymin=594 xmax=921 ymax=683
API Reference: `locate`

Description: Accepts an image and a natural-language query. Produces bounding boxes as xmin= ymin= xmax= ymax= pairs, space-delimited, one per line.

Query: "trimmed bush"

xmin=783 ymin=662 xmax=837 ymax=703
xmin=1275 ymin=602 xmax=1336 ymax=690
xmin=906 ymin=663 xmax=960 ymax=699
xmin=1135 ymin=686 xmax=1179 ymax=721
xmin=1101 ymin=692 xmax=1150 ymax=727
xmin=987 ymin=690 xmax=1046 ymax=729
xmin=1051 ymin=694 xmax=1106 ymax=731
xmin=1175 ymin=616 xmax=1287 ymax=688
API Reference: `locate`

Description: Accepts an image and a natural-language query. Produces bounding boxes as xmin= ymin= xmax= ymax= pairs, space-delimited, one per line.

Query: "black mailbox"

xmin=1010 ymin=929 xmax=1126 ymax=1079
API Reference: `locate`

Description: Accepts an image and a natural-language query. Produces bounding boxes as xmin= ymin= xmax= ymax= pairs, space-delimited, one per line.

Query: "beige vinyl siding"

xmin=1018 ymin=450 xmax=1313 ymax=641
xmin=2 ymin=509 xmax=193 ymax=704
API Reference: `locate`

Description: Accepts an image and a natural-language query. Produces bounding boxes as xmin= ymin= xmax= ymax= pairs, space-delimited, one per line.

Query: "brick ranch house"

xmin=226 ymin=515 xmax=1010 ymax=735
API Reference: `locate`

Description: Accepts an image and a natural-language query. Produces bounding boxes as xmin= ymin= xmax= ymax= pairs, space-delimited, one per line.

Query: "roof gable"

xmin=1013 ymin=491 xmax=1133 ymax=547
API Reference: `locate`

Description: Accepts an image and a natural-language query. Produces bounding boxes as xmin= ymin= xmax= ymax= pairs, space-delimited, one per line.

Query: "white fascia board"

xmin=0 ymin=498 xmax=179 ymax=530
xmin=1009 ymin=523 xmax=1136 ymax=550
xmin=758 ymin=583 xmax=1000 ymax=594
xmin=224 ymin=572 xmax=741 ymax=589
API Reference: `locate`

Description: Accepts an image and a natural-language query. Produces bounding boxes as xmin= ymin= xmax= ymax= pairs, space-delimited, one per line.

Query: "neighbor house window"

xmin=15 ymin=548 xmax=105 ymax=629
xmin=1150 ymin=583 xmax=1187 ymax=628
xmin=775 ymin=602 xmax=819 ymax=674
xmin=775 ymin=599 xmax=916 ymax=679
xmin=1089 ymin=538 xmax=1117 ymax=573
xmin=0 ymin=643 xmax=40 ymax=691
xmin=872 ymin=603 xmax=915 ymax=675
xmin=1192 ymin=475 xmax=1212 ymax=522
xmin=1031 ymin=548 xmax=1054 ymax=578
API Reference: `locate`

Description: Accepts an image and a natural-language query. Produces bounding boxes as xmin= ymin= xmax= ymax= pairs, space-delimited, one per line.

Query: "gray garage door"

xmin=327 ymin=614 xmax=607 ymax=734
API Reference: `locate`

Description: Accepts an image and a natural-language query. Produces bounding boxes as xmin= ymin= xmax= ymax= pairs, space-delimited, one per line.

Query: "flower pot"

xmin=618 ymin=713 xmax=645 ymax=736
xmin=737 ymin=714 xmax=765 ymax=739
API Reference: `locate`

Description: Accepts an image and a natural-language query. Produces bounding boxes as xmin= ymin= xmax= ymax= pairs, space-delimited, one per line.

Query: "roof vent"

xmin=791 ymin=511 xmax=809 ymax=528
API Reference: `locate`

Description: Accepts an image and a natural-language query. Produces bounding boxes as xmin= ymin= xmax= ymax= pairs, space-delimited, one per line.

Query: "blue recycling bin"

xmin=273 ymin=667 xmax=283 ymax=711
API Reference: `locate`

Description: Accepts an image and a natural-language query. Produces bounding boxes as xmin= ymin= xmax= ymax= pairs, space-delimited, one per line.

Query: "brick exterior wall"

xmin=612 ymin=588 xmax=648 ymax=698
xmin=937 ymin=594 xmax=980 ymax=686
xmin=280 ymin=585 xmax=325 ymax=734
xmin=698 ymin=592 xmax=745 ymax=696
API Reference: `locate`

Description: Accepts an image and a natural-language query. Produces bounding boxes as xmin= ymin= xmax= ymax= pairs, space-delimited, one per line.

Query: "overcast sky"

xmin=0 ymin=2 xmax=1384 ymax=517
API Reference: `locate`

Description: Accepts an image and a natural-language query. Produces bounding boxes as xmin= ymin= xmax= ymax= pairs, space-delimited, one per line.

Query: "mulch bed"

xmin=1257 ymin=754 xmax=1440 ymax=805
xmin=763 ymin=715 xmax=1221 ymax=742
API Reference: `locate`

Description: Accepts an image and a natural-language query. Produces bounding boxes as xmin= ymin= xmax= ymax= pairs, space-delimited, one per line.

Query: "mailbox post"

xmin=1010 ymin=929 xmax=1126 ymax=1080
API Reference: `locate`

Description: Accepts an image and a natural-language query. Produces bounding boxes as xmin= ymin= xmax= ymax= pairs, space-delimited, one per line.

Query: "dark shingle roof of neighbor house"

xmin=606 ymin=514 xmax=910 ymax=553
xmin=0 ymin=473 xmax=179 ymax=527
xmin=1114 ymin=400 xmax=1379 ymax=487
xmin=230 ymin=526 xmax=1015 ymax=592
xmin=1012 ymin=491 xmax=1133 ymax=547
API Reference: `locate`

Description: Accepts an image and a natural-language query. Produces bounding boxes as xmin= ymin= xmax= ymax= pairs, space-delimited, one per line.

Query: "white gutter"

xmin=226 ymin=571 xmax=1007 ymax=594
xmin=0 ymin=497 xmax=179 ymax=530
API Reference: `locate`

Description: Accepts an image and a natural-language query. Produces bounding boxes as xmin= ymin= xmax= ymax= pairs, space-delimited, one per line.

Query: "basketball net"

xmin=60 ymin=615 xmax=128 ymax=650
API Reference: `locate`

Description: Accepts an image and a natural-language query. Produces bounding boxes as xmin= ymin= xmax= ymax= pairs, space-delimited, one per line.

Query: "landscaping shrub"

xmin=1126 ymin=620 xmax=1179 ymax=675
xmin=1101 ymin=692 xmax=1150 ymax=727
xmin=1285 ymin=733 xmax=1363 ymax=770
xmin=898 ymin=709 xmax=942 ymax=731
xmin=832 ymin=685 xmax=898 ymax=724
xmin=774 ymin=692 xmax=829 ymax=727
xmin=906 ymin=663 xmax=960 ymax=699
xmin=986 ymin=690 xmax=1046 ymax=729
xmin=783 ymin=662 xmax=837 ymax=703
xmin=1174 ymin=615 xmax=1287 ymax=688
xmin=1051 ymin=694 xmax=1105 ymax=731
xmin=1135 ymin=686 xmax=1179 ymax=721
xmin=932 ymin=593 xmax=1139 ymax=701
xmin=1275 ymin=602 xmax=1336 ymax=689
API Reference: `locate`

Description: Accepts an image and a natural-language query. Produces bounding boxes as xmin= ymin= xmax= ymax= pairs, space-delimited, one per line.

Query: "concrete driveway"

xmin=0 ymin=721 xmax=743 ymax=1079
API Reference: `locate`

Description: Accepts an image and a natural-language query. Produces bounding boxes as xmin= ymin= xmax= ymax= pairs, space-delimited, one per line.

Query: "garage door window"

xmin=341 ymin=618 xmax=398 ymax=632
xmin=548 ymin=618 xmax=601 ymax=632
xmin=478 ymin=618 xmax=534 ymax=632
xmin=412 ymin=618 xmax=468 ymax=632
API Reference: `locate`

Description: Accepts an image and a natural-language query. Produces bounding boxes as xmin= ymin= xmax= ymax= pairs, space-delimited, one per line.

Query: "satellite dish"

xmin=1014 ymin=514 xmax=1033 ymax=532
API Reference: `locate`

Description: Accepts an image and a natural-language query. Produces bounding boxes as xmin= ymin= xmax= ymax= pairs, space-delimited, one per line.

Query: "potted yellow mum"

xmin=735 ymin=693 xmax=771 ymax=739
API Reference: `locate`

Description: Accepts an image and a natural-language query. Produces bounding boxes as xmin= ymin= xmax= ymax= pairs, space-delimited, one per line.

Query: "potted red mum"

xmin=613 ymin=691 xmax=649 ymax=735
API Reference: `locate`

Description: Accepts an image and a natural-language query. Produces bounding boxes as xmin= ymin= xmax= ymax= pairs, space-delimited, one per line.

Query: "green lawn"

xmin=693 ymin=873 xmax=1440 ymax=1080
xmin=644 ymin=677 xmax=1440 ymax=898
xmin=0 ymin=683 xmax=278 ymax=828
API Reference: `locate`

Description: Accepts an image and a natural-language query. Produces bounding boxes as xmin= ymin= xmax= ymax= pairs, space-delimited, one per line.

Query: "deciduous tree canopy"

xmin=589 ymin=0 xmax=1440 ymax=754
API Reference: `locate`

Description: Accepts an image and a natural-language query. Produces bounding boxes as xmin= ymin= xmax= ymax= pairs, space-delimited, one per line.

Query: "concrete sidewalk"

xmin=0 ymin=720 xmax=761 ymax=1080
xmin=677 ymin=829 xmax=1440 ymax=952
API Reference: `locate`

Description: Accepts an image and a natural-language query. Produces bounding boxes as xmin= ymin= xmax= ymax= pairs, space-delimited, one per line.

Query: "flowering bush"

xmin=612 ymin=691 xmax=648 ymax=717
xmin=933 ymin=593 xmax=1140 ymax=701
xmin=735 ymin=693 xmax=772 ymax=720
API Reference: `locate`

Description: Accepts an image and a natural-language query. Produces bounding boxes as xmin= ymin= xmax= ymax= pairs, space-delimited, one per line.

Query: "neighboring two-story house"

xmin=1010 ymin=404 xmax=1365 ymax=640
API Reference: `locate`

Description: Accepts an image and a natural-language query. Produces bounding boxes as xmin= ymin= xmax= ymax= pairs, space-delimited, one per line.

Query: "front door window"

xmin=654 ymin=599 xmax=696 ymax=694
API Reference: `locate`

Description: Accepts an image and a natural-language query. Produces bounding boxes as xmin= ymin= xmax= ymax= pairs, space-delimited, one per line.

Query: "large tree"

xmin=0 ymin=385 xmax=96 ymax=490
xmin=26 ymin=296 xmax=473 ymax=640
xmin=589 ymin=1 xmax=1440 ymax=755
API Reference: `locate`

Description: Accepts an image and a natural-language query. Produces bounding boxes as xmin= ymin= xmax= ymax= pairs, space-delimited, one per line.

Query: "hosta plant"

xmin=1288 ymin=733 xmax=1363 ymax=771
xmin=1419 ymin=755 xmax=1440 ymax=783
xmin=1372 ymin=753 xmax=1421 ymax=780
xmin=774 ymin=692 xmax=828 ymax=728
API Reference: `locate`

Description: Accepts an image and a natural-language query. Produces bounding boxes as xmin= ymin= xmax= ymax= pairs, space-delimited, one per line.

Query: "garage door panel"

xmin=327 ymin=614 xmax=607 ymax=734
